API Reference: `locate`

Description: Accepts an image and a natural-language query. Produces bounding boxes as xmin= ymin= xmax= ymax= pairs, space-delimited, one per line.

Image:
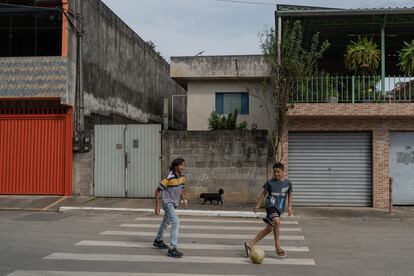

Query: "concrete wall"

xmin=187 ymin=80 xmax=270 ymax=130
xmin=162 ymin=130 xmax=269 ymax=203
xmin=72 ymin=0 xmax=186 ymax=128
xmin=171 ymin=55 xmax=270 ymax=80
xmin=72 ymin=150 xmax=93 ymax=196
xmin=70 ymin=0 xmax=187 ymax=195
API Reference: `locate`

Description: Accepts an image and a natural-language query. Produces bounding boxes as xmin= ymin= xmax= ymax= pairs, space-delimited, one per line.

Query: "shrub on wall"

xmin=208 ymin=109 xmax=248 ymax=130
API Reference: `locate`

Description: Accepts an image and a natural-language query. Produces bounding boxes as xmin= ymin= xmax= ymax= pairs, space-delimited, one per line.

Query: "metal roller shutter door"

xmin=0 ymin=108 xmax=73 ymax=195
xmin=288 ymin=132 xmax=372 ymax=206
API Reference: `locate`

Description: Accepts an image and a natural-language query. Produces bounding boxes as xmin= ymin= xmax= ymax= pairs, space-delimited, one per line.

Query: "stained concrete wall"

xmin=162 ymin=130 xmax=269 ymax=203
xmin=171 ymin=55 xmax=270 ymax=80
xmin=70 ymin=0 xmax=187 ymax=195
xmin=69 ymin=0 xmax=186 ymax=128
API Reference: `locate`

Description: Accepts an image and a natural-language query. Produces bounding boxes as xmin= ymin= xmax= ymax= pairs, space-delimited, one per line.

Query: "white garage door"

xmin=288 ymin=132 xmax=372 ymax=206
xmin=390 ymin=132 xmax=414 ymax=205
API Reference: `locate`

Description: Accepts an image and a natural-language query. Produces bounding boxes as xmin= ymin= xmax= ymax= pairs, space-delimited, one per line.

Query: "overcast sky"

xmin=101 ymin=0 xmax=413 ymax=60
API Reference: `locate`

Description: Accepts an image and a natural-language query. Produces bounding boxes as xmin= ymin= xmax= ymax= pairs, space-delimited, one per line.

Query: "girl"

xmin=153 ymin=158 xmax=188 ymax=258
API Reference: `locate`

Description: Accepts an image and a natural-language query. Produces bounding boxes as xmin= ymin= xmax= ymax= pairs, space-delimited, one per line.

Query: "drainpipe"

xmin=75 ymin=0 xmax=84 ymax=131
xmin=171 ymin=95 xmax=187 ymax=130
xmin=163 ymin=98 xmax=169 ymax=130
xmin=381 ymin=16 xmax=386 ymax=95
xmin=389 ymin=177 xmax=393 ymax=215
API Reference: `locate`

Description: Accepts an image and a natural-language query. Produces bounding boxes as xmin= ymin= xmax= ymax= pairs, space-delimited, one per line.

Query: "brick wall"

xmin=285 ymin=116 xmax=414 ymax=208
xmin=288 ymin=103 xmax=414 ymax=117
xmin=162 ymin=130 xmax=269 ymax=203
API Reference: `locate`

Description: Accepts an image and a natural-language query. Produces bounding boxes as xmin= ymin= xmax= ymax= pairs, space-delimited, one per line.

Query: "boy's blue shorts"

xmin=263 ymin=206 xmax=282 ymax=226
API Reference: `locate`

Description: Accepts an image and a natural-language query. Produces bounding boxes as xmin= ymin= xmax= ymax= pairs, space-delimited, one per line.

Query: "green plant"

xmin=327 ymin=89 xmax=338 ymax=98
xmin=207 ymin=111 xmax=221 ymax=130
xmin=398 ymin=40 xmax=414 ymax=75
xmin=344 ymin=37 xmax=380 ymax=74
xmin=354 ymin=76 xmax=380 ymax=101
xmin=259 ymin=20 xmax=329 ymax=161
xmin=208 ymin=109 xmax=245 ymax=130
xmin=322 ymin=74 xmax=339 ymax=98
xmin=237 ymin=120 xmax=248 ymax=131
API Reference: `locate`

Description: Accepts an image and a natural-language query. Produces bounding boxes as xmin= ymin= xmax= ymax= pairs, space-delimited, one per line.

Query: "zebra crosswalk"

xmin=7 ymin=214 xmax=315 ymax=275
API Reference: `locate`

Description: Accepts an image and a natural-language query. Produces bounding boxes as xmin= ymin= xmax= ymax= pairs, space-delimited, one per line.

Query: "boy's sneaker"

xmin=167 ymin=247 xmax=183 ymax=258
xmin=153 ymin=239 xmax=169 ymax=249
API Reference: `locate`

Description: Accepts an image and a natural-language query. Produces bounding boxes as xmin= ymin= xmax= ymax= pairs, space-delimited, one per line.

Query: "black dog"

xmin=199 ymin=189 xmax=224 ymax=205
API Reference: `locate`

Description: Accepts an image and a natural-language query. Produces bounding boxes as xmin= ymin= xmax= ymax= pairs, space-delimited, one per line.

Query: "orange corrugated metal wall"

xmin=0 ymin=108 xmax=72 ymax=195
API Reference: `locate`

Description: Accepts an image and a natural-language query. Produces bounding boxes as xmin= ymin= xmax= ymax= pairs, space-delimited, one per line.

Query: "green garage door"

xmin=288 ymin=132 xmax=372 ymax=206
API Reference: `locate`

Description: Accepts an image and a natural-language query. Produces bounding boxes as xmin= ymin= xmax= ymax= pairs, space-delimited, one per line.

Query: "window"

xmin=215 ymin=92 xmax=249 ymax=115
xmin=0 ymin=1 xmax=62 ymax=57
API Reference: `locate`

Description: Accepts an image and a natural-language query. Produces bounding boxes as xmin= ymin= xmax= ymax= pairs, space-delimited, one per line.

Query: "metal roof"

xmin=0 ymin=56 xmax=67 ymax=98
xmin=275 ymin=5 xmax=414 ymax=75
xmin=276 ymin=5 xmax=414 ymax=17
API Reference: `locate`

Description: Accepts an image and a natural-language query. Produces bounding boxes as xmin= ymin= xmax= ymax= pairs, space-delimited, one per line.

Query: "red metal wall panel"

xmin=0 ymin=109 xmax=72 ymax=195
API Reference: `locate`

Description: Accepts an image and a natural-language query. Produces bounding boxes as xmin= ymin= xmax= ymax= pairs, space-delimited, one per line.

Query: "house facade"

xmin=171 ymin=55 xmax=270 ymax=131
xmin=171 ymin=5 xmax=414 ymax=208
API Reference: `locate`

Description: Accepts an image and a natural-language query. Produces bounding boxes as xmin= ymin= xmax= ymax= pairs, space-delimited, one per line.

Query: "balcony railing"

xmin=290 ymin=76 xmax=414 ymax=103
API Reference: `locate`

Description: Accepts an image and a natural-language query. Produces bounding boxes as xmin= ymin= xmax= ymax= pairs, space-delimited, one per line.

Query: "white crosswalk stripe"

xmin=44 ymin=252 xmax=316 ymax=265
xmin=134 ymin=217 xmax=299 ymax=224
xmin=119 ymin=223 xmax=302 ymax=231
xmin=7 ymin=272 xmax=255 ymax=276
xmin=101 ymin=230 xmax=305 ymax=240
xmin=75 ymin=240 xmax=310 ymax=252
xmin=7 ymin=214 xmax=315 ymax=276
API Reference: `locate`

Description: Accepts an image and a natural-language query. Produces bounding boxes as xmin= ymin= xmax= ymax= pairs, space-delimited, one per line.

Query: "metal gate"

xmin=0 ymin=107 xmax=73 ymax=195
xmin=94 ymin=124 xmax=161 ymax=197
xmin=390 ymin=132 xmax=414 ymax=205
xmin=288 ymin=132 xmax=372 ymax=206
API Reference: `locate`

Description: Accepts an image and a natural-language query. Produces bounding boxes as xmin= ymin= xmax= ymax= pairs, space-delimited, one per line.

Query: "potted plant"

xmin=344 ymin=36 xmax=380 ymax=75
xmin=396 ymin=40 xmax=414 ymax=100
xmin=326 ymin=89 xmax=339 ymax=103
xmin=322 ymin=74 xmax=339 ymax=103
xmin=398 ymin=40 xmax=414 ymax=75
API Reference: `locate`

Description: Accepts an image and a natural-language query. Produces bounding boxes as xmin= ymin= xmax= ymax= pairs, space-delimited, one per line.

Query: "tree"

xmin=344 ymin=37 xmax=380 ymax=75
xmin=398 ymin=40 xmax=414 ymax=75
xmin=257 ymin=21 xmax=329 ymax=162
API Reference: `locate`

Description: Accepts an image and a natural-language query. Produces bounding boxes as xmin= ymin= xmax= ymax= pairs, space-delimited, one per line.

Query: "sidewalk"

xmin=57 ymin=196 xmax=265 ymax=218
xmin=1 ymin=195 xmax=413 ymax=219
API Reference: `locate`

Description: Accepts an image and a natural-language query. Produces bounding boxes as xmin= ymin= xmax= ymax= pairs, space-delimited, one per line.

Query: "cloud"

xmin=101 ymin=0 xmax=413 ymax=59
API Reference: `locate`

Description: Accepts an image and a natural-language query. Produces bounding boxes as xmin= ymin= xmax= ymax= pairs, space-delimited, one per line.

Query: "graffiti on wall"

xmin=396 ymin=148 xmax=414 ymax=165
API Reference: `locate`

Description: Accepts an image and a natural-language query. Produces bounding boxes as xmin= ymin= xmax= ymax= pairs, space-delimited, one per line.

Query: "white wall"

xmin=187 ymin=80 xmax=270 ymax=130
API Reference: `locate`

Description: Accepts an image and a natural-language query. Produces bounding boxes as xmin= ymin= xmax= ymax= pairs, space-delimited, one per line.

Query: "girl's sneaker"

xmin=153 ymin=239 xmax=169 ymax=249
xmin=167 ymin=247 xmax=183 ymax=258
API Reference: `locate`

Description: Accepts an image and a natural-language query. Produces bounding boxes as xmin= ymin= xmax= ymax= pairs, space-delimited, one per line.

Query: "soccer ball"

xmin=250 ymin=246 xmax=265 ymax=264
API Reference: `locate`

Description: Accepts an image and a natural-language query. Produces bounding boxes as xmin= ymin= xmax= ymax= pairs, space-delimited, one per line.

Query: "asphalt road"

xmin=0 ymin=208 xmax=413 ymax=276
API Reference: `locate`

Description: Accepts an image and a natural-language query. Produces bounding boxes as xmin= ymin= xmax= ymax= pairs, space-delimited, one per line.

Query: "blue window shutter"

xmin=216 ymin=93 xmax=223 ymax=114
xmin=241 ymin=93 xmax=249 ymax=114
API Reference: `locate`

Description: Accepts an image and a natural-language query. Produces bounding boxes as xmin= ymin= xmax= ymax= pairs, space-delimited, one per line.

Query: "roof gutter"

xmin=276 ymin=8 xmax=414 ymax=17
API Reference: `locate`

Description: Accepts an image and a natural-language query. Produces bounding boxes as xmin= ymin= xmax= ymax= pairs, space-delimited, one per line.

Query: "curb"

xmin=59 ymin=206 xmax=270 ymax=218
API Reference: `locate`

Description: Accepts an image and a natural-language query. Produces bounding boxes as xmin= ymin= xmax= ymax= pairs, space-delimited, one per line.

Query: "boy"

xmin=153 ymin=158 xmax=188 ymax=258
xmin=244 ymin=162 xmax=293 ymax=258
